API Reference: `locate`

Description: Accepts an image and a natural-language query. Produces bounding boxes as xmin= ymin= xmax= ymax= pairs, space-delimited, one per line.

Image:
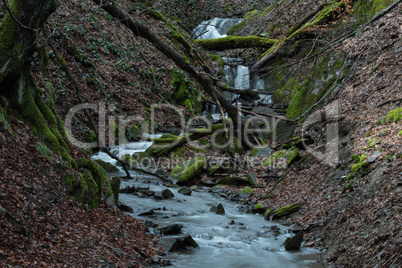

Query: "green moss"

xmin=195 ymin=35 xmax=277 ymax=50
xmin=171 ymin=156 xmax=207 ymax=184
xmin=169 ymin=68 xmax=201 ymax=115
xmin=264 ymin=146 xmax=300 ymax=167
xmin=208 ymin=164 xmax=221 ymax=176
xmin=188 ymin=146 xmax=208 ymax=153
xmin=398 ymin=130 xmax=402 ymax=136
xmin=254 ymin=203 xmax=264 ymax=210
xmin=239 ymin=186 xmax=253 ymax=196
xmin=94 ymin=159 xmax=119 ymax=173
xmin=353 ymin=0 xmax=393 ymax=18
xmin=0 ymin=0 xmax=19 ymax=61
xmin=272 ymin=202 xmax=302 ymax=218
xmin=63 ymin=170 xmax=99 ymax=208
xmin=263 ymin=208 xmax=272 ymax=220
xmin=286 ymin=53 xmax=348 ymax=119
xmin=111 ymin=177 xmax=120 ymax=206
xmin=350 ymin=154 xmax=368 ymax=173
xmin=386 ymin=107 xmax=402 ymax=123
xmin=78 ymin=159 xmax=113 ymax=202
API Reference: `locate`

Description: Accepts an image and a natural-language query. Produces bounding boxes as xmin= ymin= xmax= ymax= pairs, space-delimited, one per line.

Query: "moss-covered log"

xmin=194 ymin=36 xmax=277 ymax=51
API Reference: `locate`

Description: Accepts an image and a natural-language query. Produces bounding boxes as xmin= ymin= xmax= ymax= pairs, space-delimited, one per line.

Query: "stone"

xmin=139 ymin=189 xmax=155 ymax=196
xmin=263 ymin=208 xmax=272 ymax=220
xmin=117 ymin=202 xmax=133 ymax=213
xmin=284 ymin=231 xmax=304 ymax=250
xmin=368 ymin=151 xmax=381 ymax=163
xmin=159 ymin=223 xmax=183 ymax=235
xmin=178 ymin=187 xmax=192 ymax=195
xmin=291 ymin=224 xmax=304 ymax=233
xmin=157 ymin=235 xmax=198 ymax=252
xmin=182 ymin=235 xmax=199 ymax=248
xmin=162 ymin=189 xmax=175 ymax=199
xmin=154 ymin=192 xmax=164 ymax=200
xmin=210 ymin=203 xmax=225 ymax=215
xmin=138 ymin=209 xmax=154 ymax=216
xmin=119 ymin=185 xmax=136 ymax=194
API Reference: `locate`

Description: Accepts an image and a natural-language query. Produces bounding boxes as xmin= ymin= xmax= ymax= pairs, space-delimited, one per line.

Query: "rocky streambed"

xmin=92 ymin=141 xmax=324 ymax=268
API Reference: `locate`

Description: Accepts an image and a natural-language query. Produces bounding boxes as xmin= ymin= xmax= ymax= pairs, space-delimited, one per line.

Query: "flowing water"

xmin=92 ymin=140 xmax=323 ymax=268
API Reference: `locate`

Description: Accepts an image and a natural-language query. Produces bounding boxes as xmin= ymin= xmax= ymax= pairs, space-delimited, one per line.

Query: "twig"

xmin=378 ymin=98 xmax=402 ymax=107
xmin=266 ymin=154 xmax=310 ymax=195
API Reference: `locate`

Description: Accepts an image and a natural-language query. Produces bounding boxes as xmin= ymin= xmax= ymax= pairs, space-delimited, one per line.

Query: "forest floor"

xmin=0 ymin=120 xmax=167 ymax=267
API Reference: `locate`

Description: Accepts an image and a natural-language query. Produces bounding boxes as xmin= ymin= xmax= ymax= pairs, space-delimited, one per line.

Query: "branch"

xmin=194 ymin=35 xmax=277 ymax=51
xmin=378 ymin=98 xmax=402 ymax=108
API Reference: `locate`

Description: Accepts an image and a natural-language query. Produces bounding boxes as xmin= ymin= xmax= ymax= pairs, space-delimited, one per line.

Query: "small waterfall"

xmin=192 ymin=18 xmax=272 ymax=111
xmin=234 ymin=65 xmax=250 ymax=90
xmin=192 ymin=18 xmax=242 ymax=40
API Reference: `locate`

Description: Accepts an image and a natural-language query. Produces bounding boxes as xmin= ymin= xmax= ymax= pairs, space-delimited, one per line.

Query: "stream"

xmin=92 ymin=18 xmax=323 ymax=267
xmin=92 ymin=142 xmax=322 ymax=268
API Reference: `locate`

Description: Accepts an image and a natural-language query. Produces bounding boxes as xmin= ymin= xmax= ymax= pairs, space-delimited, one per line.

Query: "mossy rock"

xmin=272 ymin=202 xmax=302 ymax=218
xmin=127 ymin=125 xmax=143 ymax=141
xmin=214 ymin=132 xmax=245 ymax=154
xmin=78 ymin=159 xmax=113 ymax=203
xmin=263 ymin=208 xmax=272 ymax=220
xmin=94 ymin=159 xmax=119 ymax=173
xmin=253 ymin=203 xmax=267 ymax=214
xmin=239 ymin=186 xmax=253 ymax=197
xmin=171 ymin=156 xmax=207 ymax=185
xmin=264 ymin=146 xmax=301 ymax=167
xmin=63 ymin=170 xmax=99 ymax=208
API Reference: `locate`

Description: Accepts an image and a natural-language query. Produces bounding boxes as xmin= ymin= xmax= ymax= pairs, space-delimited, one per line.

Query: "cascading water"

xmin=194 ymin=18 xmax=271 ymax=115
xmin=192 ymin=18 xmax=243 ymax=40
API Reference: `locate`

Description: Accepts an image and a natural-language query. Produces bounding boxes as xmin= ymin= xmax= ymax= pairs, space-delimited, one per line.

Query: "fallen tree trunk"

xmin=194 ymin=36 xmax=277 ymax=51
xmin=92 ymin=0 xmax=253 ymax=149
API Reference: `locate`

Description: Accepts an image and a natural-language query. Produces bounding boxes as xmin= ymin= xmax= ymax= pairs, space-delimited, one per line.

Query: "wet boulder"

xmin=159 ymin=223 xmax=183 ymax=235
xmin=178 ymin=187 xmax=192 ymax=195
xmin=117 ymin=202 xmax=133 ymax=213
xmin=162 ymin=189 xmax=175 ymax=199
xmin=158 ymin=235 xmax=199 ymax=252
xmin=210 ymin=203 xmax=225 ymax=215
xmin=284 ymin=231 xmax=303 ymax=250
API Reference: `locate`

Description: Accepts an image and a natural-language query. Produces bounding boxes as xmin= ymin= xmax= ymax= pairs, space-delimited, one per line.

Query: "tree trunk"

xmin=194 ymin=36 xmax=277 ymax=51
xmin=0 ymin=0 xmax=75 ymax=166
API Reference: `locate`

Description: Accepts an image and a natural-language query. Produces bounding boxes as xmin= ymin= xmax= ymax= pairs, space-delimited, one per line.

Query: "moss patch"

xmin=272 ymin=202 xmax=302 ymax=218
xmin=171 ymin=156 xmax=207 ymax=185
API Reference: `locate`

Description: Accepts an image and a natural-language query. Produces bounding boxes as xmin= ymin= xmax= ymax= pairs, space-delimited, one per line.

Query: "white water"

xmin=192 ymin=18 xmax=243 ymax=40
